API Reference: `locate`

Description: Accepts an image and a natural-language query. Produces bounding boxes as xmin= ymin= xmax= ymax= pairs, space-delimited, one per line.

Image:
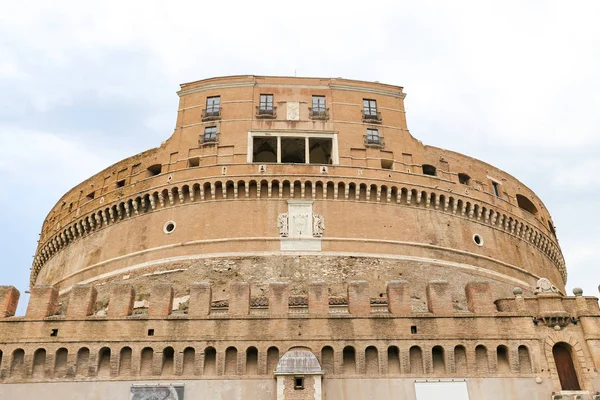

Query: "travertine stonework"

xmin=0 ymin=76 xmax=596 ymax=400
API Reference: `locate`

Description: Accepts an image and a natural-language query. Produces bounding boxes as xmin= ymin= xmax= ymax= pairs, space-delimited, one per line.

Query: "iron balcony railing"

xmin=364 ymin=135 xmax=385 ymax=147
xmin=201 ymin=108 xmax=222 ymax=121
xmin=199 ymin=133 xmax=219 ymax=145
xmin=362 ymin=110 xmax=382 ymax=123
xmin=256 ymin=105 xmax=277 ymax=119
xmin=309 ymin=107 xmax=329 ymax=120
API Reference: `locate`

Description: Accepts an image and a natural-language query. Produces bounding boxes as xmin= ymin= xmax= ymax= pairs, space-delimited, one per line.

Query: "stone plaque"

xmin=286 ymin=101 xmax=300 ymax=121
xmin=130 ymin=385 xmax=184 ymax=400
xmin=279 ymin=200 xmax=323 ymax=251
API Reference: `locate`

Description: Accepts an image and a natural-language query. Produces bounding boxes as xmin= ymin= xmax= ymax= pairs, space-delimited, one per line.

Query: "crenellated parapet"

xmin=1 ymin=280 xmax=599 ymax=390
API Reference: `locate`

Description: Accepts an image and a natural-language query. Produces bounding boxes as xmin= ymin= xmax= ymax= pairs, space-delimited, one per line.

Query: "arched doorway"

xmin=553 ymin=343 xmax=581 ymax=390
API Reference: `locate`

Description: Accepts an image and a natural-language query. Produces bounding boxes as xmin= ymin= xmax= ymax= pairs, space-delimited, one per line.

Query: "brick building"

xmin=0 ymin=75 xmax=596 ymax=399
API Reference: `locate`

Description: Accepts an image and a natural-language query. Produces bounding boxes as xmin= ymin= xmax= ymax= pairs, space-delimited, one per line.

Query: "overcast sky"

xmin=1 ymin=1 xmax=599 ymax=313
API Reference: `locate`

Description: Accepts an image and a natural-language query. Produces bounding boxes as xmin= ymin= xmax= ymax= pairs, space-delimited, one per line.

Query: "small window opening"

xmin=85 ymin=191 xmax=95 ymax=201
xmin=253 ymin=137 xmax=277 ymax=163
xmin=146 ymin=164 xmax=162 ymax=177
xmin=458 ymin=173 xmax=470 ymax=185
xmin=422 ymin=164 xmax=436 ymax=176
xmin=473 ymin=234 xmax=483 ymax=246
xmin=50 ymin=329 xmax=58 ymax=337
xmin=492 ymin=181 xmax=500 ymax=197
xmin=411 ymin=325 xmax=417 ymax=334
xmin=381 ymin=159 xmax=393 ymax=170
xmin=163 ymin=221 xmax=176 ymax=234
xmin=68 ymin=202 xmax=73 ymax=212
xmin=294 ymin=376 xmax=304 ymax=390
xmin=188 ymin=157 xmax=200 ymax=167
xmin=116 ymin=179 xmax=125 ymax=188
xmin=147 ymin=329 xmax=154 ymax=336
xmin=281 ymin=138 xmax=306 ymax=164
xmin=516 ymin=194 xmax=538 ymax=215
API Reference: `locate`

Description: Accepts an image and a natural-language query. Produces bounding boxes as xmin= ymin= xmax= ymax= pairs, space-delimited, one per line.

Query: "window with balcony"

xmin=310 ymin=96 xmax=328 ymax=120
xmin=202 ymin=96 xmax=221 ymax=121
xmin=363 ymin=99 xmax=381 ymax=123
xmin=365 ymin=128 xmax=383 ymax=147
xmin=256 ymin=94 xmax=276 ymax=118
xmin=202 ymin=126 xmax=218 ymax=144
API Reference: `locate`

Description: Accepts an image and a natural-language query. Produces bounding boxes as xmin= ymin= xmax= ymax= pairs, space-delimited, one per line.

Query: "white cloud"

xmin=0 ymin=0 xmax=599 ymax=296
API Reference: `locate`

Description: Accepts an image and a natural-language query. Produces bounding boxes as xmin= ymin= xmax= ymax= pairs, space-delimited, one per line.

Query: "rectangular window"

xmin=492 ymin=181 xmax=500 ymax=197
xmin=259 ymin=94 xmax=274 ymax=111
xmin=294 ymin=377 xmax=304 ymax=390
xmin=363 ymin=99 xmax=377 ymax=116
xmin=312 ymin=96 xmax=326 ymax=112
xmin=206 ymin=96 xmax=220 ymax=113
xmin=116 ymin=179 xmax=126 ymax=188
xmin=85 ymin=191 xmax=95 ymax=201
xmin=366 ymin=128 xmax=380 ymax=144
xmin=203 ymin=126 xmax=218 ymax=143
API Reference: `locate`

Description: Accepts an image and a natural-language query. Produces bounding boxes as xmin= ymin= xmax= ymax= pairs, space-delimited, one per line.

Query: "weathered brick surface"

xmin=107 ymin=284 xmax=135 ymax=317
xmin=26 ymin=285 xmax=58 ymax=318
xmin=148 ymin=283 xmax=174 ymax=318
xmin=426 ymin=280 xmax=453 ymax=314
xmin=189 ymin=282 xmax=211 ymax=317
xmin=268 ymin=282 xmax=289 ymax=317
xmin=0 ymin=286 xmax=20 ymax=318
xmin=66 ymin=284 xmax=97 ymax=318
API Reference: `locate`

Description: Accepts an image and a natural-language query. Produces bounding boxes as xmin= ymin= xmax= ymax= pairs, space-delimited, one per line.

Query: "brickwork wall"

xmin=30 ymin=76 xmax=564 ymax=295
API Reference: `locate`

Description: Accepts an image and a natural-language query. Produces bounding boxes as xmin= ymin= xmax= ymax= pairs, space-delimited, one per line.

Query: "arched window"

xmin=409 ymin=346 xmax=424 ymax=374
xmin=119 ymin=347 xmax=132 ymax=376
xmin=183 ymin=347 xmax=195 ymax=375
xmin=225 ymin=347 xmax=238 ymax=375
xmin=162 ymin=347 xmax=175 ymax=376
xmin=553 ymin=343 xmax=581 ymax=390
xmin=422 ymin=164 xmax=437 ymax=176
xmin=387 ymin=346 xmax=400 ymax=375
xmin=33 ymin=348 xmax=46 ymax=378
xmin=343 ymin=346 xmax=356 ymax=374
xmin=203 ymin=347 xmax=216 ymax=376
xmin=516 ymin=194 xmax=538 ymax=215
xmin=246 ymin=347 xmax=258 ymax=375
xmin=432 ymin=346 xmax=445 ymax=374
xmin=267 ymin=347 xmax=279 ymax=374
xmin=321 ymin=346 xmax=334 ymax=374
xmin=365 ymin=346 xmax=378 ymax=375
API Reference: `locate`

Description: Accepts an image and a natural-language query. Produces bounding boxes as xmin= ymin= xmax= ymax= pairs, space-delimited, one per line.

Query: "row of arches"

xmin=0 ymin=342 xmax=534 ymax=380
xmin=33 ymin=177 xmax=565 ymax=286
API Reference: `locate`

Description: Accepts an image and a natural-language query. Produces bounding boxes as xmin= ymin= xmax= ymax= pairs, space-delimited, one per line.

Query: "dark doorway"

xmin=553 ymin=343 xmax=581 ymax=390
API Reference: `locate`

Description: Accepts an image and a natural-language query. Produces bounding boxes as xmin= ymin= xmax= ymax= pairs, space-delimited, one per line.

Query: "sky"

xmin=1 ymin=1 xmax=599 ymax=313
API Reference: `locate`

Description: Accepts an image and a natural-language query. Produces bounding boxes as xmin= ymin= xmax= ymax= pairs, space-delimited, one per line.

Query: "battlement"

xmin=1 ymin=280 xmax=599 ymax=391
xmin=2 ymin=280 xmax=598 ymax=322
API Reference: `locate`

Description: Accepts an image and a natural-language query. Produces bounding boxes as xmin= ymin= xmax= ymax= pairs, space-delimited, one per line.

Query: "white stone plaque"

xmin=279 ymin=199 xmax=322 ymax=251
xmin=286 ymin=101 xmax=300 ymax=121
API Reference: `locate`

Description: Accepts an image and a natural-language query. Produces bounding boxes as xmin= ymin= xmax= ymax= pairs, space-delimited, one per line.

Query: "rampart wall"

xmin=1 ymin=281 xmax=599 ymax=394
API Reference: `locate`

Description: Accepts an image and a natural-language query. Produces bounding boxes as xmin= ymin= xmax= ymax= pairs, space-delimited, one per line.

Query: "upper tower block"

xmin=30 ymin=76 xmax=565 ymax=304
